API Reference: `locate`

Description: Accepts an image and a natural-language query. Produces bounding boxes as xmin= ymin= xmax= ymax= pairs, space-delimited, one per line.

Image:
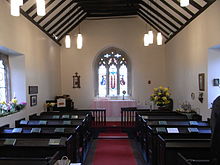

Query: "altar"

xmin=91 ymin=99 xmax=137 ymax=121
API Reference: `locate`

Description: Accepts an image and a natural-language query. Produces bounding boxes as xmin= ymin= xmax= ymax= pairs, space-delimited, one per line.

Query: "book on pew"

xmin=48 ymin=138 xmax=61 ymax=145
xmin=31 ymin=128 xmax=41 ymax=133
xmin=159 ymin=121 xmax=167 ymax=125
xmin=71 ymin=115 xmax=78 ymax=119
xmin=62 ymin=115 xmax=70 ymax=119
xmin=20 ymin=120 xmax=28 ymax=125
xmin=54 ymin=128 xmax=65 ymax=133
xmin=189 ymin=121 xmax=198 ymax=126
xmin=167 ymin=128 xmax=179 ymax=133
xmin=39 ymin=120 xmax=47 ymax=125
xmin=188 ymin=127 xmax=199 ymax=133
xmin=63 ymin=120 xmax=71 ymax=125
xmin=12 ymin=128 xmax=23 ymax=133
xmin=52 ymin=115 xmax=60 ymax=119
xmin=3 ymin=138 xmax=16 ymax=145
xmin=156 ymin=127 xmax=167 ymax=133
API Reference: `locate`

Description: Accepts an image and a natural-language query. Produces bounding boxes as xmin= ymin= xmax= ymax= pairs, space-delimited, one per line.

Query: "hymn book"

xmin=62 ymin=115 xmax=70 ymax=119
xmin=48 ymin=139 xmax=61 ymax=145
xmin=4 ymin=138 xmax=16 ymax=145
xmin=156 ymin=127 xmax=166 ymax=133
xmin=71 ymin=115 xmax=78 ymax=119
xmin=63 ymin=120 xmax=71 ymax=125
xmin=54 ymin=128 xmax=65 ymax=133
xmin=167 ymin=128 xmax=179 ymax=133
xmin=52 ymin=115 xmax=60 ymax=119
xmin=189 ymin=121 xmax=198 ymax=126
xmin=188 ymin=127 xmax=199 ymax=133
xmin=159 ymin=121 xmax=167 ymax=125
xmin=20 ymin=120 xmax=28 ymax=125
xmin=31 ymin=128 xmax=41 ymax=133
xmin=12 ymin=128 xmax=23 ymax=133
xmin=39 ymin=120 xmax=47 ymax=125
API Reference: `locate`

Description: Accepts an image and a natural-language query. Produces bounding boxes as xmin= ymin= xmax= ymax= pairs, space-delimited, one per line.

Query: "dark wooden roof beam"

xmin=139 ymin=5 xmax=175 ymax=33
xmin=51 ymin=8 xmax=83 ymax=35
xmin=57 ymin=13 xmax=87 ymax=40
xmin=138 ymin=12 xmax=168 ymax=40
xmin=87 ymin=12 xmax=137 ymax=17
xmin=143 ymin=0 xmax=183 ymax=26
xmin=138 ymin=9 xmax=170 ymax=36
xmin=160 ymin=0 xmax=189 ymax=21
xmin=43 ymin=3 xmax=79 ymax=29
xmin=139 ymin=1 xmax=179 ymax=30
xmin=172 ymin=0 xmax=194 ymax=16
xmin=37 ymin=0 xmax=66 ymax=24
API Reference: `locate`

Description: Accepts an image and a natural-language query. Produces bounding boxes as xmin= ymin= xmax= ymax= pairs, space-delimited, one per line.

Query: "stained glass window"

xmin=96 ymin=48 xmax=130 ymax=97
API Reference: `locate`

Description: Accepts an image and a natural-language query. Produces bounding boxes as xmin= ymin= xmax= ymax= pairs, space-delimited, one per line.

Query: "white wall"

xmin=0 ymin=1 xmax=61 ymax=127
xmin=208 ymin=48 xmax=220 ymax=108
xmin=60 ymin=18 xmax=166 ymax=109
xmin=165 ymin=1 xmax=220 ymax=120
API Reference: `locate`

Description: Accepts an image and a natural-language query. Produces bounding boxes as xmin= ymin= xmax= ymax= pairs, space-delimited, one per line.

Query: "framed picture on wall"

xmin=198 ymin=73 xmax=205 ymax=91
xmin=29 ymin=86 xmax=38 ymax=94
xmin=30 ymin=95 xmax=37 ymax=106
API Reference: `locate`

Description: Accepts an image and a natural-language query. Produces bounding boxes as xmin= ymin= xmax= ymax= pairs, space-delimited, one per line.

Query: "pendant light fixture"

xmin=65 ymin=35 xmax=71 ymax=48
xmin=148 ymin=30 xmax=154 ymax=44
xmin=36 ymin=0 xmax=46 ymax=16
xmin=10 ymin=0 xmax=23 ymax=16
xmin=180 ymin=0 xmax=189 ymax=7
xmin=77 ymin=25 xmax=83 ymax=49
xmin=157 ymin=32 xmax=163 ymax=45
xmin=144 ymin=33 xmax=150 ymax=46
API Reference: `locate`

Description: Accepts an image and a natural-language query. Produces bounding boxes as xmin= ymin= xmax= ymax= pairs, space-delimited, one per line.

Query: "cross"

xmin=114 ymin=54 xmax=121 ymax=58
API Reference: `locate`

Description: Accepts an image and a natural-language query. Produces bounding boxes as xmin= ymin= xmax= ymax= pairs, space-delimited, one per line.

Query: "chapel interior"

xmin=0 ymin=0 xmax=220 ymax=165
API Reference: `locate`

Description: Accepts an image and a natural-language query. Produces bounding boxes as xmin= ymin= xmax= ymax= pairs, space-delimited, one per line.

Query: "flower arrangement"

xmin=150 ymin=86 xmax=171 ymax=106
xmin=45 ymin=102 xmax=56 ymax=111
xmin=0 ymin=98 xmax=26 ymax=116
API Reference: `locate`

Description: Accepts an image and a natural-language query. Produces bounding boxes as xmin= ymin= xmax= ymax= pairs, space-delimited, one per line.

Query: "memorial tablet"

xmin=167 ymin=128 xmax=179 ymax=133
xmin=31 ymin=128 xmax=41 ymax=133
xmin=4 ymin=138 xmax=16 ymax=145
xmin=12 ymin=128 xmax=23 ymax=133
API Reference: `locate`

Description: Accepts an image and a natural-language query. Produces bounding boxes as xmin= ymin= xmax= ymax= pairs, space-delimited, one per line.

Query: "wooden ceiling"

xmin=14 ymin=0 xmax=216 ymax=46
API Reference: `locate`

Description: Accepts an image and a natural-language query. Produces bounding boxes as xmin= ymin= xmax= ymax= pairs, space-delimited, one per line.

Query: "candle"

xmin=13 ymin=92 xmax=16 ymax=98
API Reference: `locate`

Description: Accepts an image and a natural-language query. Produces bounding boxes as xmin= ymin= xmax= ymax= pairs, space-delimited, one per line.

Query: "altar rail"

xmin=76 ymin=109 xmax=106 ymax=126
xmin=121 ymin=107 xmax=138 ymax=127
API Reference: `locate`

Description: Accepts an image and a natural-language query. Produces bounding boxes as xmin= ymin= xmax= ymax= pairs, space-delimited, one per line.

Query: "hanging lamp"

xmin=77 ymin=25 xmax=83 ymax=49
xmin=148 ymin=30 xmax=153 ymax=44
xmin=180 ymin=0 xmax=189 ymax=7
xmin=157 ymin=32 xmax=163 ymax=45
xmin=36 ymin=0 xmax=46 ymax=16
xmin=65 ymin=35 xmax=71 ymax=48
xmin=10 ymin=0 xmax=23 ymax=16
xmin=144 ymin=33 xmax=150 ymax=46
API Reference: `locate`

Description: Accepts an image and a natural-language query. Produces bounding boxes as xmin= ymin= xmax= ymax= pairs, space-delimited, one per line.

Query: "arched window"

xmin=0 ymin=53 xmax=11 ymax=102
xmin=95 ymin=47 xmax=131 ymax=97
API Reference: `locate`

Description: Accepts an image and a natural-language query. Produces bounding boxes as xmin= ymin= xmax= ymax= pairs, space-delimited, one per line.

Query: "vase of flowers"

xmin=150 ymin=86 xmax=171 ymax=110
xmin=0 ymin=98 xmax=26 ymax=116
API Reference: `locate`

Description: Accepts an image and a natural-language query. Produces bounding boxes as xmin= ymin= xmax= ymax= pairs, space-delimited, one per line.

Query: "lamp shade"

xmin=148 ymin=30 xmax=153 ymax=44
xmin=65 ymin=35 xmax=71 ymax=48
xmin=77 ymin=33 xmax=83 ymax=49
xmin=157 ymin=32 xmax=163 ymax=45
xmin=144 ymin=33 xmax=149 ymax=46
xmin=10 ymin=0 xmax=23 ymax=16
xmin=36 ymin=0 xmax=46 ymax=16
xmin=180 ymin=0 xmax=189 ymax=7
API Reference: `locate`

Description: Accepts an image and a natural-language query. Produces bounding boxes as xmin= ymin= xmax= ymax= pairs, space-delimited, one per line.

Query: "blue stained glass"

xmin=98 ymin=65 xmax=107 ymax=97
xmin=109 ymin=64 xmax=117 ymax=96
xmin=119 ymin=64 xmax=128 ymax=95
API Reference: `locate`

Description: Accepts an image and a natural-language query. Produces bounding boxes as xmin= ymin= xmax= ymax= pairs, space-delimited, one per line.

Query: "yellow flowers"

xmin=150 ymin=86 xmax=171 ymax=106
xmin=11 ymin=98 xmax=18 ymax=104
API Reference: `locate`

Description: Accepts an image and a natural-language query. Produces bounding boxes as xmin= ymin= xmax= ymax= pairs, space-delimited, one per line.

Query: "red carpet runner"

xmin=92 ymin=138 xmax=137 ymax=165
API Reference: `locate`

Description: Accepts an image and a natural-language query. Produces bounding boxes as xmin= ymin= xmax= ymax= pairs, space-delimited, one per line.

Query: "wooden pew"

xmin=177 ymin=152 xmax=211 ymax=165
xmin=0 ymin=150 xmax=60 ymax=165
xmin=0 ymin=127 xmax=79 ymax=162
xmin=0 ymin=137 xmax=71 ymax=163
xmin=156 ymin=131 xmax=211 ymax=165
